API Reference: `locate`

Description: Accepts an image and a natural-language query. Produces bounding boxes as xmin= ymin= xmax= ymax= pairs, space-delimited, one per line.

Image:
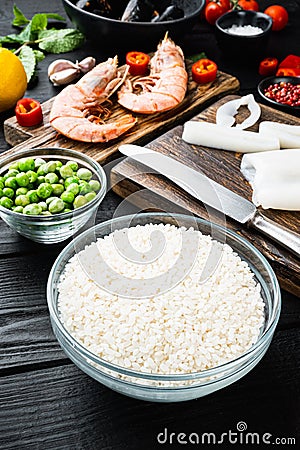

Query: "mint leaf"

xmin=12 ymin=5 xmax=30 ymax=26
xmin=0 ymin=33 xmax=25 ymax=44
xmin=38 ymin=29 xmax=85 ymax=53
xmin=31 ymin=14 xmax=48 ymax=34
xmin=18 ymin=45 xmax=36 ymax=82
xmin=44 ymin=13 xmax=65 ymax=21
xmin=188 ymin=52 xmax=207 ymax=63
xmin=33 ymin=49 xmax=45 ymax=62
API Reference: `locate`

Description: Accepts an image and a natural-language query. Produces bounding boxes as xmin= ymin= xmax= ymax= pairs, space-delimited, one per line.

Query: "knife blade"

xmin=119 ymin=144 xmax=300 ymax=257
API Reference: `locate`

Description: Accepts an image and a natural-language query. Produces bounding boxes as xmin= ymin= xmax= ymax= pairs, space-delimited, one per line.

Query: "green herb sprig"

xmin=0 ymin=5 xmax=85 ymax=83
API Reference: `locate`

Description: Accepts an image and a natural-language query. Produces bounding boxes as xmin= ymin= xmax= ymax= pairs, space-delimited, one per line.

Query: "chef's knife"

xmin=119 ymin=144 xmax=300 ymax=257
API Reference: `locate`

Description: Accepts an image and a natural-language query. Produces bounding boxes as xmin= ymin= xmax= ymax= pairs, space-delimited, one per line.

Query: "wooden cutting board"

xmin=3 ymin=65 xmax=239 ymax=162
xmin=111 ymin=95 xmax=300 ymax=297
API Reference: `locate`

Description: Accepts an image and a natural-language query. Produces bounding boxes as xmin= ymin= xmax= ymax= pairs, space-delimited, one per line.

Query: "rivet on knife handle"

xmin=250 ymin=212 xmax=300 ymax=257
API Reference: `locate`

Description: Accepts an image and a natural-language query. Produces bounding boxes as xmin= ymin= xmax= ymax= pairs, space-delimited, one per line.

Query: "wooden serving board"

xmin=3 ymin=65 xmax=239 ymax=162
xmin=111 ymin=95 xmax=300 ymax=297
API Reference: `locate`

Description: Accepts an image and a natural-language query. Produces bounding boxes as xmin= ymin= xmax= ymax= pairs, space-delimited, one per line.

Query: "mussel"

xmin=121 ymin=0 xmax=155 ymax=22
xmin=151 ymin=5 xmax=184 ymax=22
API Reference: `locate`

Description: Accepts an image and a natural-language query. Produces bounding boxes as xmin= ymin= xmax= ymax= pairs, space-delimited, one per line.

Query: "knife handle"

xmin=250 ymin=212 xmax=300 ymax=258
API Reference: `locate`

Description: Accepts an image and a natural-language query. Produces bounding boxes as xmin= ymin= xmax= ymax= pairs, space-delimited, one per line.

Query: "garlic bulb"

xmin=48 ymin=56 xmax=96 ymax=86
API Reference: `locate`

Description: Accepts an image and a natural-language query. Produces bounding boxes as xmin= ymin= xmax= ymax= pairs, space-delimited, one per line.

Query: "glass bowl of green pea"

xmin=0 ymin=147 xmax=107 ymax=244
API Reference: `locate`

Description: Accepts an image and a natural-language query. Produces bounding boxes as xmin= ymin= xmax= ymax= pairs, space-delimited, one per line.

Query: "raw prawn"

xmin=117 ymin=35 xmax=188 ymax=114
xmin=49 ymin=56 xmax=137 ymax=143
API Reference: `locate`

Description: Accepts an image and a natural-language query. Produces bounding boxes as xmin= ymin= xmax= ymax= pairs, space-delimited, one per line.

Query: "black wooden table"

xmin=1 ymin=1 xmax=299 ymax=448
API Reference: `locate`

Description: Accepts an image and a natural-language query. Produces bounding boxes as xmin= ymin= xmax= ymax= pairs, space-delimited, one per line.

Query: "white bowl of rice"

xmin=47 ymin=213 xmax=281 ymax=402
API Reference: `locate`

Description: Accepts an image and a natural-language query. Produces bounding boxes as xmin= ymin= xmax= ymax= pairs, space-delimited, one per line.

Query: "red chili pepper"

xmin=278 ymin=54 xmax=300 ymax=69
xmin=191 ymin=59 xmax=218 ymax=84
xmin=126 ymin=51 xmax=150 ymax=76
xmin=15 ymin=98 xmax=43 ymax=127
xmin=276 ymin=67 xmax=300 ymax=77
xmin=259 ymin=57 xmax=278 ymax=76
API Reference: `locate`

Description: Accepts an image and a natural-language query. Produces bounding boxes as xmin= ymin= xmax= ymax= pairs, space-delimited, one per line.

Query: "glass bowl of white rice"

xmin=47 ymin=213 xmax=281 ymax=402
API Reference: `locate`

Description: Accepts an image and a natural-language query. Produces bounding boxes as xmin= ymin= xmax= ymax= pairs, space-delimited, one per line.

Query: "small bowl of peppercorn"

xmin=0 ymin=147 xmax=106 ymax=244
xmin=258 ymin=76 xmax=300 ymax=115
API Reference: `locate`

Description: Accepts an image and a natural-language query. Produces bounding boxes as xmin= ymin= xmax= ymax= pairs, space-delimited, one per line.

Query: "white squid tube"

xmin=182 ymin=122 xmax=280 ymax=153
xmin=241 ymin=149 xmax=300 ymax=210
xmin=259 ymin=121 xmax=300 ymax=148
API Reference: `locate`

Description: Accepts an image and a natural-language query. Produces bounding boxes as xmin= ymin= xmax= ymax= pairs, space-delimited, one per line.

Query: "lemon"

xmin=0 ymin=48 xmax=27 ymax=113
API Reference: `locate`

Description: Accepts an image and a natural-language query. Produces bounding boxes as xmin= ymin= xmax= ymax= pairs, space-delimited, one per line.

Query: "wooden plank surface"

xmin=111 ymin=95 xmax=300 ymax=296
xmin=3 ymin=67 xmax=239 ymax=162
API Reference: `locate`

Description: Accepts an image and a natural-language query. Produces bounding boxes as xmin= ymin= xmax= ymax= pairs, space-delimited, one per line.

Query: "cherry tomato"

xmin=205 ymin=0 xmax=231 ymax=25
xmin=264 ymin=5 xmax=289 ymax=31
xmin=237 ymin=0 xmax=259 ymax=11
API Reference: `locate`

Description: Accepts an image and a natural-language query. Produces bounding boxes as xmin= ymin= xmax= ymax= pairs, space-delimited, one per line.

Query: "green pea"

xmin=63 ymin=208 xmax=72 ymax=213
xmin=6 ymin=169 xmax=19 ymax=177
xmin=89 ymin=179 xmax=101 ymax=192
xmin=26 ymin=190 xmax=39 ymax=203
xmin=23 ymin=203 xmax=42 ymax=215
xmin=48 ymin=198 xmax=65 ymax=214
xmin=16 ymin=187 xmax=28 ymax=196
xmin=9 ymin=161 xmax=20 ymax=171
xmin=0 ymin=188 xmax=3 ymax=197
xmin=66 ymin=160 xmax=78 ymax=171
xmin=46 ymin=196 xmax=58 ymax=205
xmin=19 ymin=157 xmax=35 ymax=172
xmin=45 ymin=172 xmax=59 ymax=184
xmin=66 ymin=183 xmax=79 ymax=196
xmin=79 ymin=181 xmax=92 ymax=195
xmin=51 ymin=183 xmax=64 ymax=196
xmin=64 ymin=176 xmax=79 ymax=188
xmin=37 ymin=163 xmax=48 ymax=176
xmin=3 ymin=187 xmax=14 ymax=199
xmin=16 ymin=172 xmax=29 ymax=187
xmin=37 ymin=183 xmax=53 ymax=199
xmin=5 ymin=177 xmax=18 ymax=189
xmin=60 ymin=191 xmax=74 ymax=203
xmin=60 ymin=165 xmax=74 ymax=179
xmin=73 ymin=195 xmax=88 ymax=209
xmin=0 ymin=197 xmax=13 ymax=209
xmin=0 ymin=180 xmax=4 ymax=189
xmin=58 ymin=178 xmax=64 ymax=185
xmin=40 ymin=211 xmax=52 ymax=216
xmin=63 ymin=202 xmax=73 ymax=210
xmin=34 ymin=158 xmax=46 ymax=168
xmin=15 ymin=195 xmax=30 ymax=207
xmin=45 ymin=161 xmax=57 ymax=173
xmin=77 ymin=168 xmax=92 ymax=181
xmin=26 ymin=170 xmax=38 ymax=183
xmin=13 ymin=206 xmax=24 ymax=213
xmin=36 ymin=176 xmax=45 ymax=185
xmin=55 ymin=160 xmax=63 ymax=168
xmin=38 ymin=201 xmax=47 ymax=211
xmin=85 ymin=191 xmax=97 ymax=202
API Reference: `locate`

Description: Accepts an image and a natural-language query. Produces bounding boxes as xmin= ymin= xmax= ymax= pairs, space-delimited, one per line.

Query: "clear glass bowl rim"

xmin=47 ymin=212 xmax=281 ymax=382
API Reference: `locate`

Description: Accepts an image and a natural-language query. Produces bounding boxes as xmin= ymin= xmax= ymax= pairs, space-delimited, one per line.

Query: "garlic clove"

xmin=48 ymin=59 xmax=79 ymax=78
xmin=49 ymin=67 xmax=80 ymax=86
xmin=78 ymin=56 xmax=96 ymax=73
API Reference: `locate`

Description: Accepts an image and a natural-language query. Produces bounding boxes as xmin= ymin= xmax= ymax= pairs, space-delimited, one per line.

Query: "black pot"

xmin=62 ymin=0 xmax=205 ymax=52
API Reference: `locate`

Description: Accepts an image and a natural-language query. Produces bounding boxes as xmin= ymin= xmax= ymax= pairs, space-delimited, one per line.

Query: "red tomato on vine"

xmin=264 ymin=5 xmax=289 ymax=31
xmin=237 ymin=0 xmax=259 ymax=11
xmin=205 ymin=0 xmax=231 ymax=25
